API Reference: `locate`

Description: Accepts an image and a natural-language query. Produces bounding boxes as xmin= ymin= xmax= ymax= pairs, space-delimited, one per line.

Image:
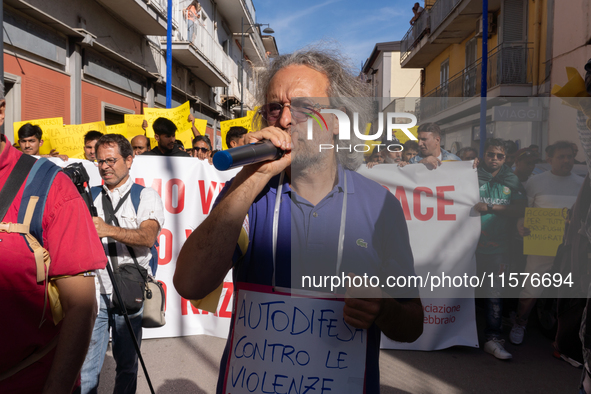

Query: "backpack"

xmin=91 ymin=183 xmax=160 ymax=274
xmin=0 ymin=155 xmax=66 ymax=382
xmin=0 ymin=155 xmax=64 ymax=323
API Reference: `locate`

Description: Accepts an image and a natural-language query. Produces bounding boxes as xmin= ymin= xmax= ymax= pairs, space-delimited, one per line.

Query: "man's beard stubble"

xmin=290 ymin=127 xmax=333 ymax=174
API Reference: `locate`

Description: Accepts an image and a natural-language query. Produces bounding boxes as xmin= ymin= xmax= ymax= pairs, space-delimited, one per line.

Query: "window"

xmin=102 ymin=103 xmax=135 ymax=126
xmin=464 ymin=39 xmax=478 ymax=96
xmin=440 ymin=59 xmax=449 ymax=98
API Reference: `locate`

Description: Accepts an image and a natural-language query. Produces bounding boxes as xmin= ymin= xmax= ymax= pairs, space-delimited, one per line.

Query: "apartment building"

xmin=361 ymin=41 xmax=422 ymax=115
xmin=2 ymin=0 xmax=278 ymax=142
xmin=398 ymin=0 xmax=590 ymax=156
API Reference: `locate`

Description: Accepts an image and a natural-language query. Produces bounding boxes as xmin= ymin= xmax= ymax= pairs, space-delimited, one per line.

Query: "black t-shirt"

xmin=142 ymin=145 xmax=190 ymax=157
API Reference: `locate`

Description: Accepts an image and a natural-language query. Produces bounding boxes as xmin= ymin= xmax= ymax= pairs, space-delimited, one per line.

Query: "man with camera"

xmin=80 ymin=134 xmax=164 ymax=394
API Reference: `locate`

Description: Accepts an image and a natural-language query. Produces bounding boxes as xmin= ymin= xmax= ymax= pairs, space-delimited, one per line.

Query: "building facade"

xmin=2 ymin=0 xmax=278 ymax=143
xmin=359 ymin=40 xmax=422 ymax=139
xmin=398 ymin=0 xmax=590 ymax=158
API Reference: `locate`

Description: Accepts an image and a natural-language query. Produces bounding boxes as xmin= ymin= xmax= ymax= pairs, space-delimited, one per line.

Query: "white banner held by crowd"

xmin=51 ymin=156 xmax=239 ymax=339
xmin=358 ymin=161 xmax=480 ymax=350
xmin=53 ymin=157 xmax=481 ymax=350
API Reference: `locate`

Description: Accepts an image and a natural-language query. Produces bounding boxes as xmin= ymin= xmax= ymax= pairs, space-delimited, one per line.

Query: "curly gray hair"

xmin=254 ymin=48 xmax=372 ymax=171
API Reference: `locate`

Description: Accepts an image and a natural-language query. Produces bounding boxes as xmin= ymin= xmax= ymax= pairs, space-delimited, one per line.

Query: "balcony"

xmin=95 ymin=0 xmax=167 ymax=36
xmin=165 ymin=7 xmax=231 ymax=87
xmin=216 ymin=0 xmax=256 ymax=32
xmin=400 ymin=11 xmax=430 ymax=63
xmin=401 ymin=0 xmax=502 ymax=68
xmin=419 ymin=43 xmax=533 ymax=120
xmin=233 ymin=28 xmax=270 ymax=67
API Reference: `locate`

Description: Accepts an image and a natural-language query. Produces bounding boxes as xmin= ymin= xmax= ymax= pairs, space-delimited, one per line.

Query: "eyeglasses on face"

xmin=486 ymin=152 xmax=506 ymax=160
xmin=97 ymin=157 xmax=121 ymax=167
xmin=194 ymin=147 xmax=210 ymax=153
xmin=260 ymin=101 xmax=328 ymax=124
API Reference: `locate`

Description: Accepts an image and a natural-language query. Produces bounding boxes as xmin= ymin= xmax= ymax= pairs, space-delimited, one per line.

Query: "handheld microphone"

xmin=213 ymin=140 xmax=284 ymax=171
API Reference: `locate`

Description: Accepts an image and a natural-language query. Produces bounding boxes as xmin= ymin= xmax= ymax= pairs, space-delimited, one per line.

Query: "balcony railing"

xmin=172 ymin=4 xmax=231 ymax=79
xmin=400 ymin=0 xmax=463 ymax=63
xmin=243 ymin=0 xmax=256 ymax=25
xmin=150 ymin=0 xmax=168 ymax=15
xmin=400 ymin=11 xmax=429 ymax=62
xmin=419 ymin=43 xmax=533 ymax=119
xmin=429 ymin=0 xmax=462 ymax=33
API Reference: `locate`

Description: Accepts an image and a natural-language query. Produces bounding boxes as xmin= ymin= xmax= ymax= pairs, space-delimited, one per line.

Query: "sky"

xmin=254 ymin=0 xmax=414 ymax=72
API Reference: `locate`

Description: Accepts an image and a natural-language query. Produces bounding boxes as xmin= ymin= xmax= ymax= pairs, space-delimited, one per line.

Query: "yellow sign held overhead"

xmin=106 ymin=123 xmax=128 ymax=137
xmin=124 ymin=114 xmax=146 ymax=140
xmin=523 ymin=208 xmax=567 ymax=256
xmin=13 ymin=117 xmax=64 ymax=155
xmin=176 ymin=129 xmax=195 ymax=149
xmin=220 ymin=111 xmax=256 ymax=150
xmin=52 ymin=121 xmax=107 ymax=159
xmin=192 ymin=118 xmax=208 ymax=136
xmin=144 ymin=102 xmax=192 ymax=138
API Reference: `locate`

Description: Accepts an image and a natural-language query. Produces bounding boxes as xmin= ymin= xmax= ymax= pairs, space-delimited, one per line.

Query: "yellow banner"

xmin=52 ymin=121 xmax=107 ymax=159
xmin=124 ymin=114 xmax=146 ymax=140
xmin=220 ymin=111 xmax=256 ymax=150
xmin=106 ymin=123 xmax=128 ymax=137
xmin=144 ymin=102 xmax=191 ymax=138
xmin=523 ymin=208 xmax=567 ymax=256
xmin=13 ymin=117 xmax=64 ymax=155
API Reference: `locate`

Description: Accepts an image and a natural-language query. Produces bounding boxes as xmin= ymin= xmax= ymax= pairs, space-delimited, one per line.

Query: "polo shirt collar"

xmin=288 ymin=164 xmax=355 ymax=205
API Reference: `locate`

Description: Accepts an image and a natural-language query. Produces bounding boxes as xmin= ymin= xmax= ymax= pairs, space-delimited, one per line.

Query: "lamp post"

xmin=240 ymin=18 xmax=274 ymax=117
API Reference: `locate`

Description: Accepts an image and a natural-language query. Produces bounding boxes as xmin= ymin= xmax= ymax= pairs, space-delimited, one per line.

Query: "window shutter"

xmin=502 ymin=0 xmax=527 ymax=43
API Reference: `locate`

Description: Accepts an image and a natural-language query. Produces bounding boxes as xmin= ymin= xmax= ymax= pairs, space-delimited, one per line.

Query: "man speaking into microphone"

xmin=174 ymin=49 xmax=423 ymax=393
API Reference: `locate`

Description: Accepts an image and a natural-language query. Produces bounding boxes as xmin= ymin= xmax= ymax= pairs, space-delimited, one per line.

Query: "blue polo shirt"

xmin=214 ymin=166 xmax=419 ymax=394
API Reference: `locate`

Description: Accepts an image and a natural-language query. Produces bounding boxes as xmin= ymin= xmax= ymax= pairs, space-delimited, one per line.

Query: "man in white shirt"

xmin=511 ymin=141 xmax=584 ymax=345
xmin=80 ymin=134 xmax=165 ymax=394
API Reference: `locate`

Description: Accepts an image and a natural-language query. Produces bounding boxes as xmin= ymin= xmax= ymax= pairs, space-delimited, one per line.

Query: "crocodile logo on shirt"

xmin=356 ymin=239 xmax=367 ymax=248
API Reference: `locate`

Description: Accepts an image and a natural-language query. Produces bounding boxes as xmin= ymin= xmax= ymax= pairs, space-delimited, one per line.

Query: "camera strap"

xmin=0 ymin=154 xmax=36 ymax=222
xmin=101 ymin=190 xmax=148 ymax=283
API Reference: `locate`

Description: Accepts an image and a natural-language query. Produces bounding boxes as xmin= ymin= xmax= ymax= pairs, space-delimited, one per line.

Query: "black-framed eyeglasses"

xmin=97 ymin=157 xmax=120 ymax=167
xmin=486 ymin=152 xmax=506 ymax=160
xmin=194 ymin=147 xmax=210 ymax=153
xmin=260 ymin=101 xmax=329 ymax=124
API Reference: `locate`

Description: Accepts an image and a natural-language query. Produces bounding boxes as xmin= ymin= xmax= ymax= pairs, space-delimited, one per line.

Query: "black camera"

xmin=62 ymin=162 xmax=96 ymax=216
xmin=62 ymin=162 xmax=90 ymax=187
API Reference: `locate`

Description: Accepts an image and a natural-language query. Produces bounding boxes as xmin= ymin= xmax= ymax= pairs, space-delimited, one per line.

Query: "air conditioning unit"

xmin=475 ymin=13 xmax=495 ymax=38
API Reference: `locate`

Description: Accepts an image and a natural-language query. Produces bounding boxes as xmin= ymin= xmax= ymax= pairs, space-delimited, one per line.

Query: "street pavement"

xmin=97 ymin=314 xmax=582 ymax=393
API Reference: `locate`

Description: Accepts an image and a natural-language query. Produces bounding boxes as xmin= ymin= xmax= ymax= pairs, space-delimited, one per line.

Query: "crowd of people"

xmin=364 ymin=121 xmax=587 ymax=362
xmin=13 ymin=113 xmax=253 ymax=165
xmin=2 ymin=47 xmax=591 ymax=394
